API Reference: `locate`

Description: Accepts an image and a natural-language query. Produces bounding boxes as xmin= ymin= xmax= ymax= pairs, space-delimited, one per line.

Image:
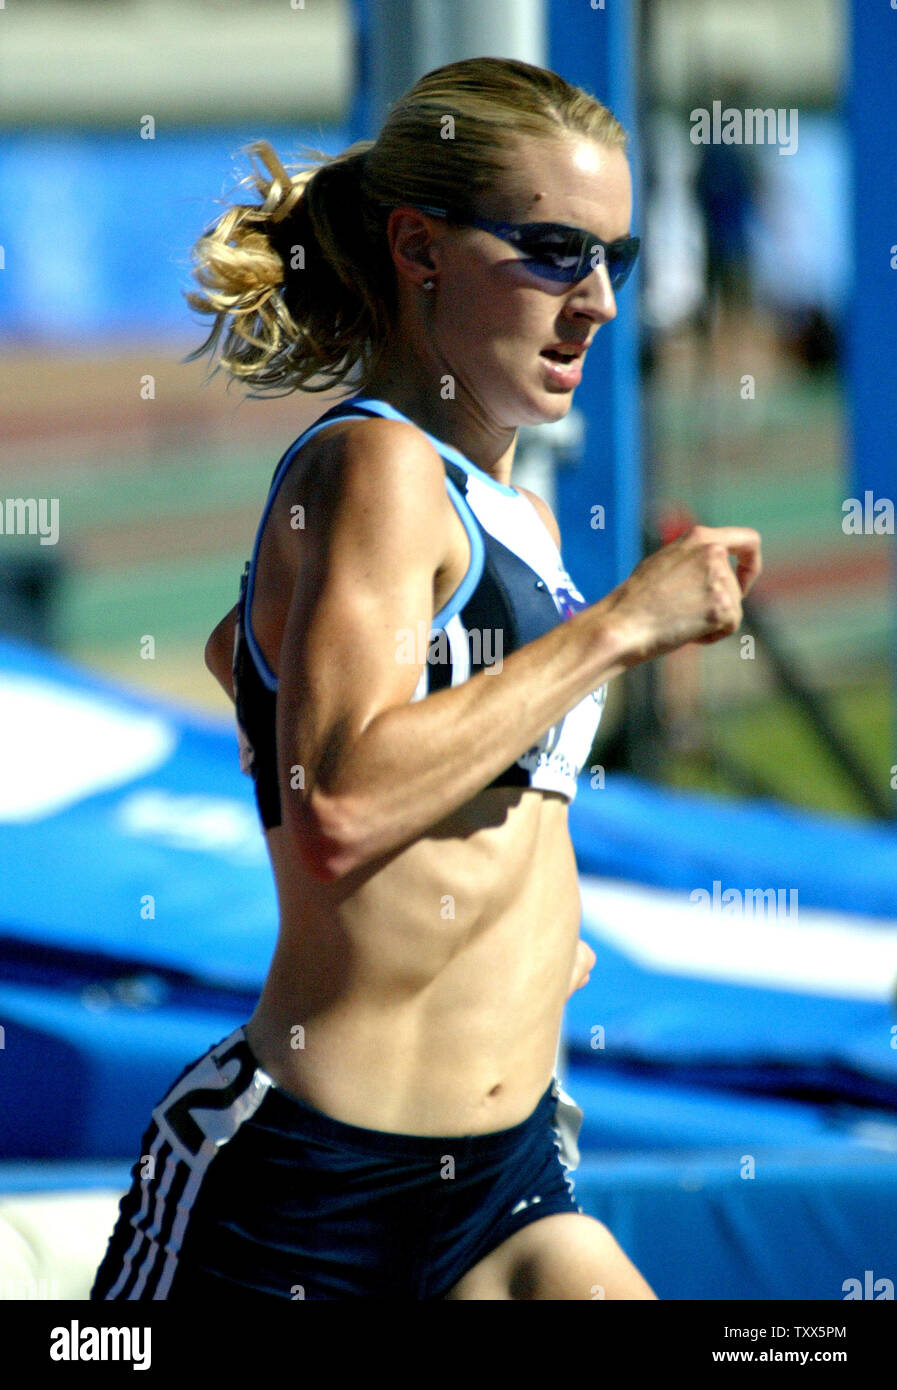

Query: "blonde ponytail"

xmin=184 ymin=137 xmax=383 ymax=395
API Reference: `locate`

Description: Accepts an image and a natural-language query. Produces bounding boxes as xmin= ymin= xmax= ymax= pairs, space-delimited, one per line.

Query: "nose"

xmin=567 ymin=261 xmax=617 ymax=325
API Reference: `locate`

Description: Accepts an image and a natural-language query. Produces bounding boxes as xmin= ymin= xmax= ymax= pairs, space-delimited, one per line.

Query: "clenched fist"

xmin=600 ymin=525 xmax=762 ymax=664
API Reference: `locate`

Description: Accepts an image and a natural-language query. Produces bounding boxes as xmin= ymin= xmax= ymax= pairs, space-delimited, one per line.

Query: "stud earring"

xmin=422 ymin=279 xmax=435 ymax=291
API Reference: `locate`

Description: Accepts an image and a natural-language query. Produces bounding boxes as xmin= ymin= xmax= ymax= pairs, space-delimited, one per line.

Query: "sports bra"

xmin=231 ymin=394 xmax=607 ymax=831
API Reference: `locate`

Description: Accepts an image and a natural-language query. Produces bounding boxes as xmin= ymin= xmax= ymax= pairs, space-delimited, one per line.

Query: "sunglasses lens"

xmin=515 ymin=230 xmax=587 ymax=281
xmin=608 ymin=238 xmax=640 ymax=289
xmin=516 ymin=230 xmax=639 ymax=287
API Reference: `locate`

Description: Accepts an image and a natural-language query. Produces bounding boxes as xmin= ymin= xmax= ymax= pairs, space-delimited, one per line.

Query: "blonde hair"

xmin=184 ymin=56 xmax=628 ymax=397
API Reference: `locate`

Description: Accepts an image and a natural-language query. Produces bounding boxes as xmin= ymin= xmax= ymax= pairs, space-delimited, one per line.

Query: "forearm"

xmin=301 ymin=600 xmax=636 ymax=877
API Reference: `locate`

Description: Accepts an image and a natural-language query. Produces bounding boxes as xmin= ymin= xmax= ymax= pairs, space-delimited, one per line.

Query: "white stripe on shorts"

xmin=106 ymin=1026 xmax=270 ymax=1299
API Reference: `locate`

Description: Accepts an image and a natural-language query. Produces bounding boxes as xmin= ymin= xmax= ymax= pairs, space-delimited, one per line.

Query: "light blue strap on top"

xmin=343 ymin=397 xmax=489 ymax=629
xmin=242 ymin=395 xmax=489 ymax=689
xmin=242 ymin=402 xmax=389 ymax=690
xmin=348 ymin=396 xmax=518 ymax=497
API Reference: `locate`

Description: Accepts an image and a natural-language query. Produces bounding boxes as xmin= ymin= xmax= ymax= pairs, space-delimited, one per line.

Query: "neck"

xmin=360 ymin=357 xmax=519 ymax=488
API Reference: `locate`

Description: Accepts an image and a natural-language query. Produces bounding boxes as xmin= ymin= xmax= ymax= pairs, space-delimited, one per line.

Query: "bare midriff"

xmin=246 ymin=788 xmax=581 ymax=1135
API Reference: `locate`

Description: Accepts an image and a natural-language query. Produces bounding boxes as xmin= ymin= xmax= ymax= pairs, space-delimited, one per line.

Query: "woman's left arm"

xmin=566 ymin=937 xmax=597 ymax=1000
xmin=204 ymin=604 xmax=238 ymax=703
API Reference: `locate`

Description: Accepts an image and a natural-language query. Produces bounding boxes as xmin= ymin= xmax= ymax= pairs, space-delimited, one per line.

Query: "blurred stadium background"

xmin=1 ymin=0 xmax=896 ymax=1303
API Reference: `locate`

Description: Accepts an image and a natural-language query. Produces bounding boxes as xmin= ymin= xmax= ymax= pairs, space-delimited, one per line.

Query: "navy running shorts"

xmin=90 ymin=1024 xmax=585 ymax=1301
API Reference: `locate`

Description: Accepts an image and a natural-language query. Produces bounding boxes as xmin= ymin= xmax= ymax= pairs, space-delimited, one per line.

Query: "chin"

xmin=518 ymin=386 xmax=575 ymax=426
xmin=492 ymin=371 xmax=576 ymax=429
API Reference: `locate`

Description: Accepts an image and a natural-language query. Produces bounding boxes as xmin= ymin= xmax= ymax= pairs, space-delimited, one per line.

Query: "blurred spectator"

xmin=693 ymin=85 xmax=761 ymax=330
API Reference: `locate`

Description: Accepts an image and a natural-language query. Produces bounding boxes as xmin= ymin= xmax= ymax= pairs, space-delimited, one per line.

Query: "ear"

xmin=385 ymin=207 xmax=440 ymax=286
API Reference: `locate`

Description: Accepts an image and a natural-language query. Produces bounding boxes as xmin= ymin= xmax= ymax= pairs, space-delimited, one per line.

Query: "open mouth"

xmin=541 ymin=349 xmax=578 ymax=362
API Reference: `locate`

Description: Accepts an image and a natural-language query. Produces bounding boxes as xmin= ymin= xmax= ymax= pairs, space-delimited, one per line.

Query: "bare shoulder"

xmin=267 ymin=412 xmax=454 ymax=586
xmin=267 ymin=412 xmax=458 ymax=618
xmin=515 ymin=484 xmax=561 ymax=549
xmin=282 ymin=413 xmax=448 ymax=510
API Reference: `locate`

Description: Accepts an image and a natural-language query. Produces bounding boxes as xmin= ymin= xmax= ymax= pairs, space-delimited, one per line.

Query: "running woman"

xmin=91 ymin=57 xmax=760 ymax=1301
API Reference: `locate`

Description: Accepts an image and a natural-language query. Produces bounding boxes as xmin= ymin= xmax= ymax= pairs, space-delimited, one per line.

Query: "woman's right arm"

xmin=276 ymin=419 xmax=761 ymax=881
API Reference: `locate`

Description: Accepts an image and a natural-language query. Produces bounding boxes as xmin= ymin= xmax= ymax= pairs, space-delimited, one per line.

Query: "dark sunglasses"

xmin=380 ymin=201 xmax=640 ymax=289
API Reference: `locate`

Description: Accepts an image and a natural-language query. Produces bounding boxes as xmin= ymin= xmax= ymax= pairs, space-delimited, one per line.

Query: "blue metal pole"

xmin=549 ymin=0 xmax=643 ymax=606
xmin=350 ymin=0 xmax=546 ymax=137
xmin=846 ymin=3 xmax=897 ymax=506
xmin=845 ymin=1 xmax=897 ymax=811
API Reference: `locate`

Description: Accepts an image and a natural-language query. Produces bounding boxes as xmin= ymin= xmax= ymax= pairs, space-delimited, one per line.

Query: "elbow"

xmin=298 ymin=837 xmax=358 ymax=884
xmin=291 ymin=787 xmax=367 ymax=883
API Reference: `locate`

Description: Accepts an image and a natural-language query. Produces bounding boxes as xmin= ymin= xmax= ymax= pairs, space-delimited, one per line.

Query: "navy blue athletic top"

xmin=232 ymin=395 xmax=607 ymax=831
